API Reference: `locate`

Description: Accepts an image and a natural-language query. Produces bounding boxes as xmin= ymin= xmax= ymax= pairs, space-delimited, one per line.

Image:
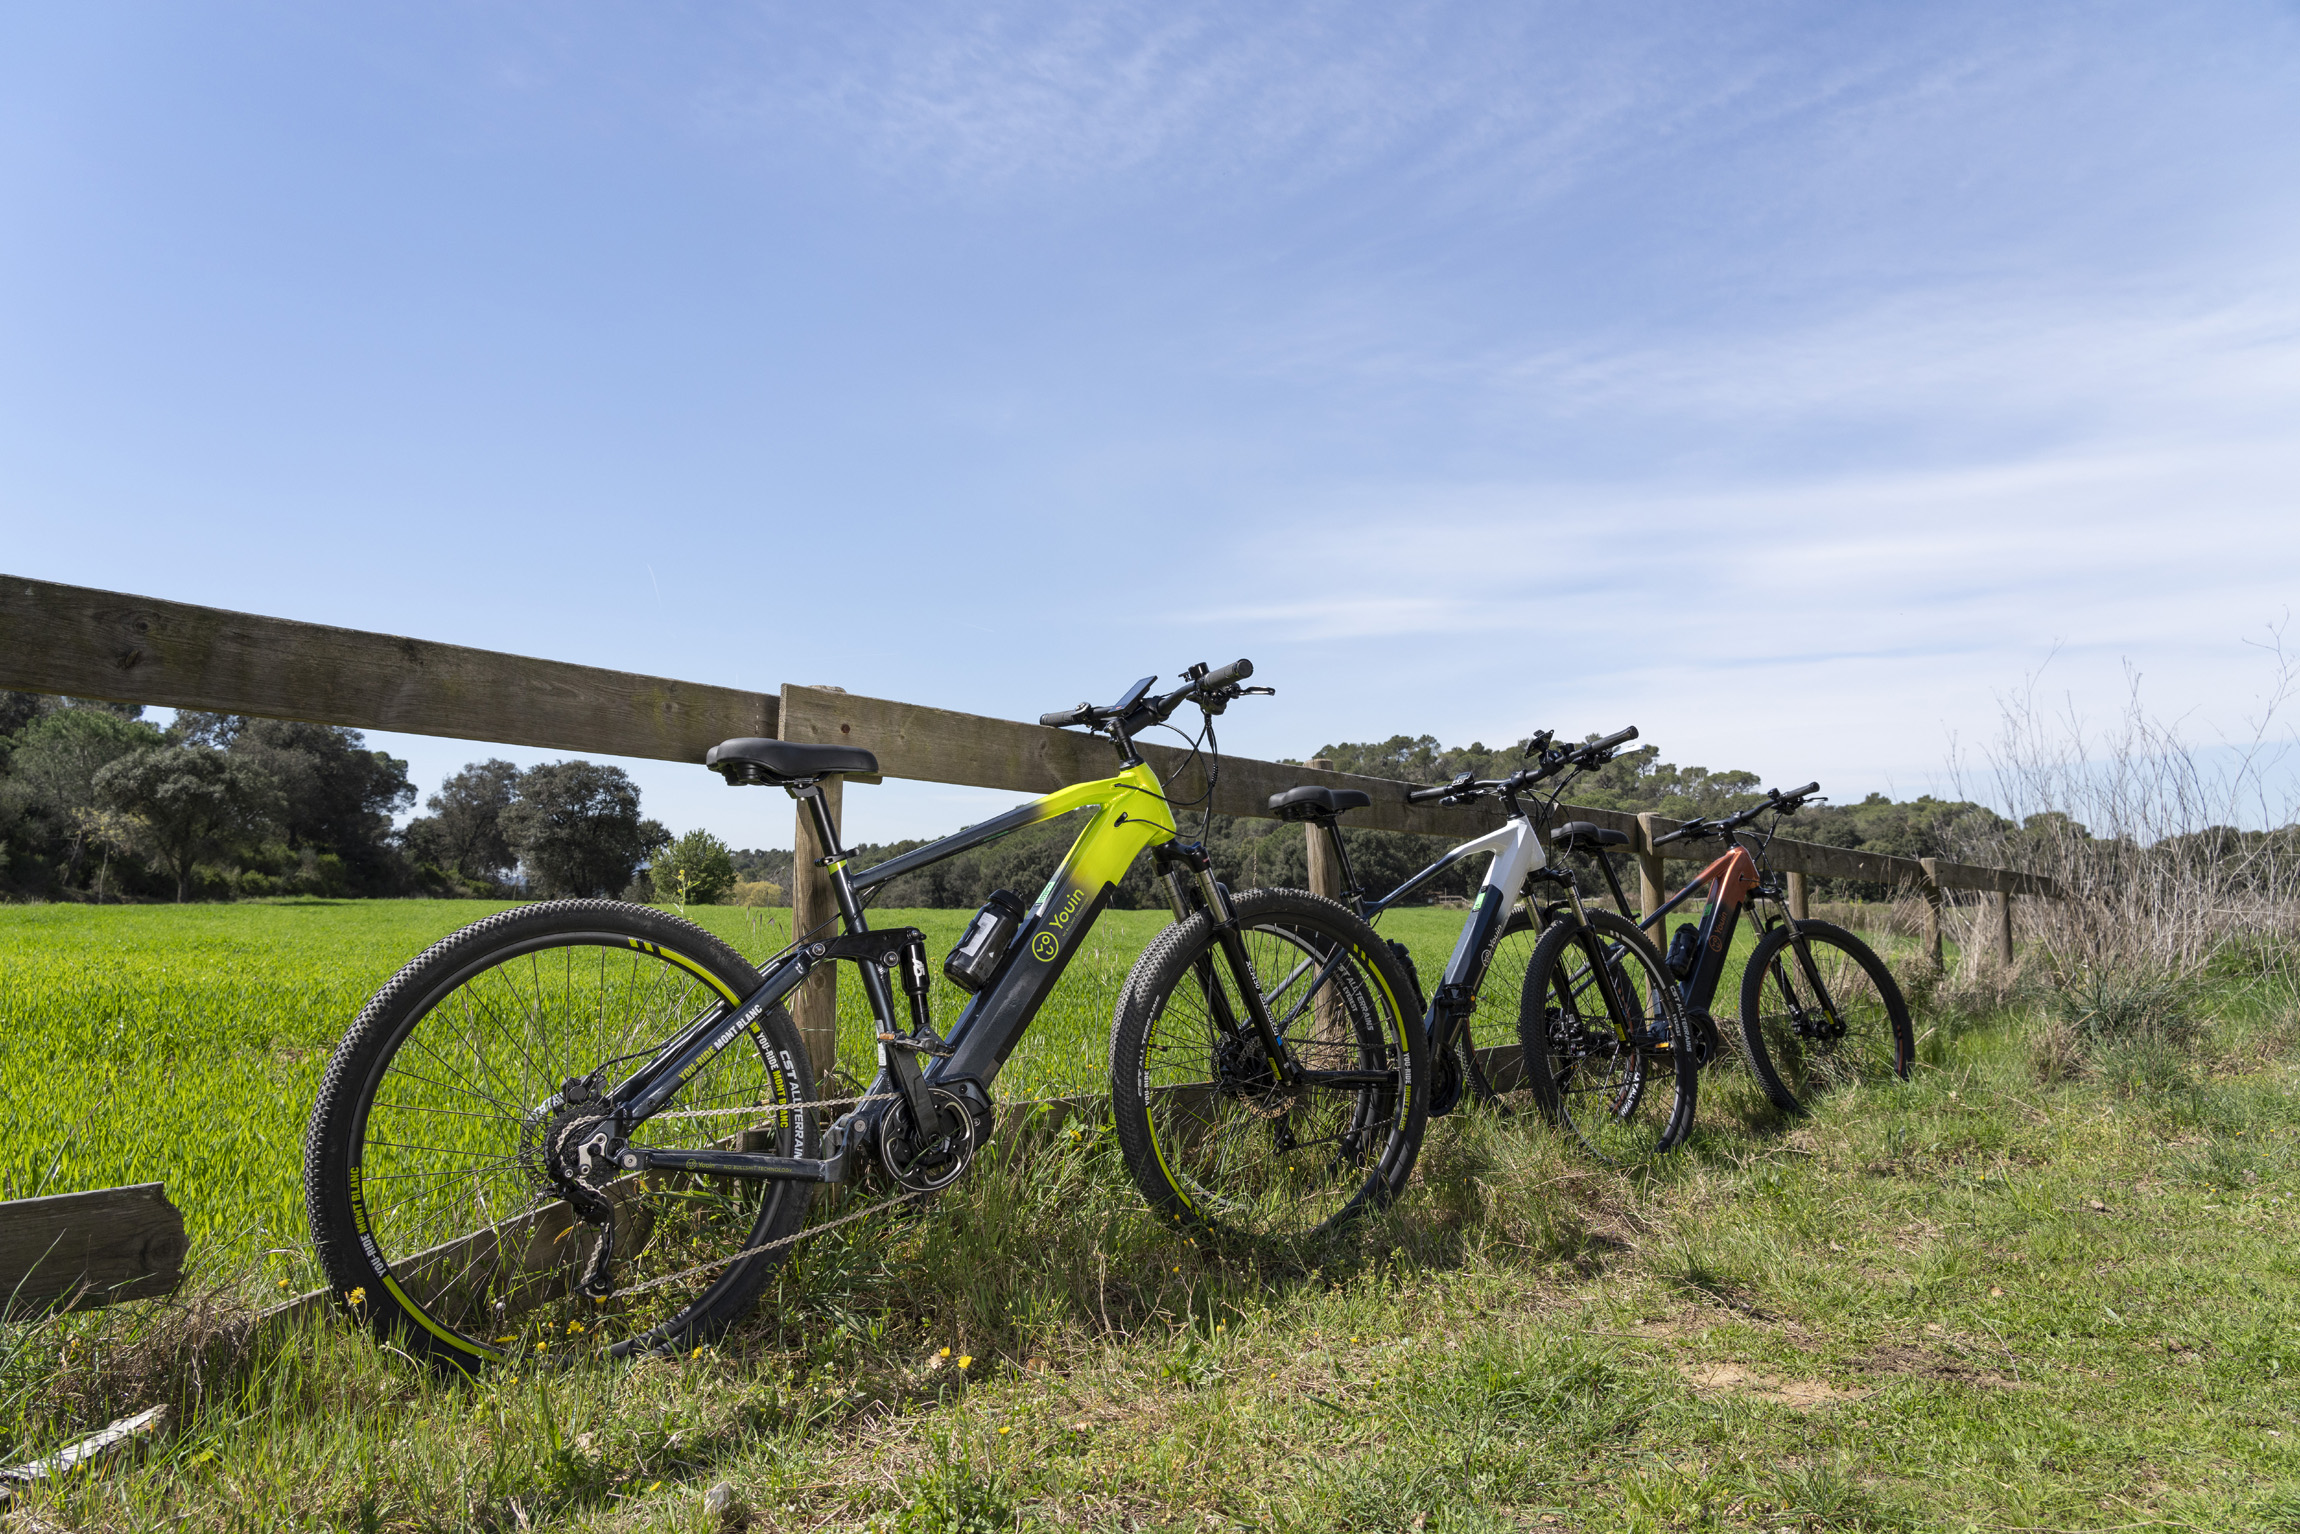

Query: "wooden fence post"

xmin=1786 ymin=870 xmax=1810 ymax=922
xmin=790 ymin=776 xmax=844 ymax=1080
xmin=1301 ymin=759 xmax=1349 ymax=1044
xmin=1917 ymin=857 xmax=1946 ymax=969
xmin=1993 ymin=891 xmax=2015 ymax=965
xmin=1303 ymin=759 xmax=1341 ymax=903
xmin=1634 ymin=813 xmax=1668 ymax=934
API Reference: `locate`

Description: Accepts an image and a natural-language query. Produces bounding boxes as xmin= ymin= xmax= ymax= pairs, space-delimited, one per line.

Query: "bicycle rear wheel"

xmin=304 ymin=901 xmax=816 ymax=1370
xmin=1738 ymin=919 xmax=1913 ymax=1113
xmin=1110 ymin=889 xmax=1428 ymax=1246
xmin=1516 ymin=910 xmax=1696 ymax=1167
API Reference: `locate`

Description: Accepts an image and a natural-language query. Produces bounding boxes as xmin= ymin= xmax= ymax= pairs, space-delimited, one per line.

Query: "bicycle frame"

xmin=605 ymin=764 xmax=1180 ymax=1184
xmin=1622 ymin=841 xmax=1763 ymax=1020
xmin=1330 ymin=808 xmax=1557 ymax=1056
xmin=598 ymin=756 xmax=1335 ymax=1190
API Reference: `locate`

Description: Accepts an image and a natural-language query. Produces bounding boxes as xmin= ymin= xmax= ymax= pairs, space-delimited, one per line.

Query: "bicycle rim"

xmin=320 ymin=914 xmax=813 ymax=1362
xmin=1743 ymin=922 xmax=1911 ymax=1107
xmin=1523 ymin=915 xmax=1692 ymax=1167
xmin=1120 ymin=898 xmax=1422 ymax=1244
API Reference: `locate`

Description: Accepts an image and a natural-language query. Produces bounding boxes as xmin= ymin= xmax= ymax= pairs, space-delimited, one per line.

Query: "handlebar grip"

xmin=1198 ymin=658 xmax=1253 ymax=692
xmin=1405 ymin=784 xmax=1450 ymax=805
xmin=1590 ymin=725 xmax=1639 ymax=754
xmin=1039 ymin=706 xmax=1091 ymax=728
xmin=1781 ymin=781 xmax=1820 ymax=800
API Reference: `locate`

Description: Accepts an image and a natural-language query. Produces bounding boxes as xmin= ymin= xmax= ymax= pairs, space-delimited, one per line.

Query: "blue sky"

xmin=5 ymin=3 xmax=2296 ymax=848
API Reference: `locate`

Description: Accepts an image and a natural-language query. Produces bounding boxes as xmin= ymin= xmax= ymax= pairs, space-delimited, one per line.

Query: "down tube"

xmin=932 ymin=783 xmax=1174 ymax=1089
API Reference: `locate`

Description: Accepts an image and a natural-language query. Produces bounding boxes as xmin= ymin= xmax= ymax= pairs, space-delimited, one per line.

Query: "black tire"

xmin=304 ymin=900 xmax=816 ymax=1371
xmin=1455 ymin=909 xmax=1544 ymax=1112
xmin=1738 ymin=919 xmax=1914 ymax=1113
xmin=1516 ymin=910 xmax=1696 ymax=1167
xmin=1110 ymin=889 xmax=1429 ymax=1245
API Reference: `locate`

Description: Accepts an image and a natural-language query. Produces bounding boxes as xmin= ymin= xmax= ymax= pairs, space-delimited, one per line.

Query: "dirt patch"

xmin=1857 ymin=1341 xmax=2029 ymax=1390
xmin=1678 ymin=1362 xmax=1872 ymax=1410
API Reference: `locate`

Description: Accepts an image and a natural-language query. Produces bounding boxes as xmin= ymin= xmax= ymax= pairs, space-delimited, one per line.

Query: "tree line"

xmin=1 ymin=695 xmax=2083 ymax=906
xmin=0 ymin=693 xmax=678 ymax=902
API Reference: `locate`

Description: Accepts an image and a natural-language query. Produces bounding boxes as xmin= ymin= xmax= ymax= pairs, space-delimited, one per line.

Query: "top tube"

xmin=845 ymin=765 xmax=1181 ymax=896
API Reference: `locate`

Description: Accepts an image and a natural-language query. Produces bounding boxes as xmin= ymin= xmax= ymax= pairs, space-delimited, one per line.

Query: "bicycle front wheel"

xmin=1516 ymin=910 xmax=1696 ymax=1167
xmin=1454 ymin=909 xmax=1544 ymax=1113
xmin=1110 ymin=889 xmax=1429 ymax=1246
xmin=1738 ymin=919 xmax=1914 ymax=1113
xmin=304 ymin=901 xmax=817 ymax=1370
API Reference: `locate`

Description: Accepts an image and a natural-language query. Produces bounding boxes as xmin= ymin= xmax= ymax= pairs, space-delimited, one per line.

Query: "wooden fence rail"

xmin=0 ymin=573 xmax=2058 ymax=1312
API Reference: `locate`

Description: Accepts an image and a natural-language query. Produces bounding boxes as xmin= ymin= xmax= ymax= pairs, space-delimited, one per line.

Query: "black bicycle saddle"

xmin=1550 ymin=820 xmax=1631 ymax=852
xmin=706 ymin=737 xmax=880 ymax=785
xmin=1269 ymin=784 xmax=1374 ymax=822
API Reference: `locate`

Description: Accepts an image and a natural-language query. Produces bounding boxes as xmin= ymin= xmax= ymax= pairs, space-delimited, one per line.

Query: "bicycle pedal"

xmin=878 ymin=1031 xmax=956 ymax=1059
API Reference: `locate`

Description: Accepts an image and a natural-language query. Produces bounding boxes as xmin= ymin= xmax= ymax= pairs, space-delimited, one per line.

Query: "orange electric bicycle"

xmin=1585 ymin=784 xmax=1915 ymax=1114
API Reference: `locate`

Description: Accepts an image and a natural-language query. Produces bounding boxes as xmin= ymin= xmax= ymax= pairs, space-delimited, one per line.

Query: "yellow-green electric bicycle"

xmin=304 ymin=662 xmax=1427 ymax=1369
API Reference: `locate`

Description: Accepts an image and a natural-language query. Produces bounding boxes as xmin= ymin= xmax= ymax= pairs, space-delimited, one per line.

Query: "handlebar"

xmin=1038 ymin=659 xmax=1265 ymax=736
xmin=1198 ymin=658 xmax=1252 ymax=692
xmin=1405 ymin=772 xmax=1474 ymax=806
xmin=1651 ymin=781 xmax=1824 ymax=846
xmin=1402 ymin=724 xmax=1637 ymax=809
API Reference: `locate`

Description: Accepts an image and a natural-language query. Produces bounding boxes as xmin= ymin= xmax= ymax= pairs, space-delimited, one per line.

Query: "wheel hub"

xmin=1213 ymin=1031 xmax=1291 ymax=1114
xmin=1792 ymin=1011 xmax=1848 ymax=1042
xmin=519 ymin=1085 xmax=619 ymax=1212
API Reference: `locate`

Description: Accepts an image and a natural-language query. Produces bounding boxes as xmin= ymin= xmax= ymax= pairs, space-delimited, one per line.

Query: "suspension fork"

xmin=1154 ymin=841 xmax=1302 ymax=1085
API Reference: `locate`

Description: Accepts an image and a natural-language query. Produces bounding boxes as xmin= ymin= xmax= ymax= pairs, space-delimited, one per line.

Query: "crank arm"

xmin=617 ymin=1146 xmax=849 ymax=1184
xmin=1292 ymin=1068 xmax=1402 ymax=1088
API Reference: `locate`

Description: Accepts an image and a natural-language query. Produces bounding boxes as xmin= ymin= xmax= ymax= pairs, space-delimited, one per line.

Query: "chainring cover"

xmin=877 ymin=1086 xmax=978 ymax=1194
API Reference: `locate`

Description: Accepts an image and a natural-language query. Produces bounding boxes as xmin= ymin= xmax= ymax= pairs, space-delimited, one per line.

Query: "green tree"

xmin=500 ymin=761 xmax=668 ymax=898
xmin=657 ymin=828 xmax=737 ymax=906
xmin=399 ymin=758 xmax=521 ymax=885
xmin=93 ymin=745 xmax=280 ymax=901
xmin=2 ymin=707 xmax=165 ymax=886
xmin=173 ymin=714 xmax=415 ymax=892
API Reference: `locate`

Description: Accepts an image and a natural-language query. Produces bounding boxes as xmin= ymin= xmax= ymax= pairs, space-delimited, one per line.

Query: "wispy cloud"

xmin=694 ymin=1 xmax=1985 ymax=205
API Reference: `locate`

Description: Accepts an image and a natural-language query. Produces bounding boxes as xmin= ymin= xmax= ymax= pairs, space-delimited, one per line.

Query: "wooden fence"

xmin=0 ymin=574 xmax=2058 ymax=1314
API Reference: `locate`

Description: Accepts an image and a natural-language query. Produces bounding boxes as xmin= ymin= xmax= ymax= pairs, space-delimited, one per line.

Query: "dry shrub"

xmin=3 ymin=1283 xmax=270 ymax=1456
xmin=1952 ymin=643 xmax=2300 ymax=1005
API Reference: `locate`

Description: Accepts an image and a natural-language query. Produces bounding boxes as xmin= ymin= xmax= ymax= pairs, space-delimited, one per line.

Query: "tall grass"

xmin=1950 ymin=644 xmax=2300 ymax=989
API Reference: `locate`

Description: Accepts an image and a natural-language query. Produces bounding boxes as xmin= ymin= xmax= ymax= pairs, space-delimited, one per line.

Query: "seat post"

xmin=795 ymin=782 xmax=847 ymax=864
xmin=792 ymin=780 xmax=869 ymax=932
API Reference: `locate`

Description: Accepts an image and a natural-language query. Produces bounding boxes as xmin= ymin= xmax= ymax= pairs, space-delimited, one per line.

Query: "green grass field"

xmin=14 ymin=898 xmax=2293 ymax=1531
xmin=3 ymin=895 xmax=1776 ymax=1286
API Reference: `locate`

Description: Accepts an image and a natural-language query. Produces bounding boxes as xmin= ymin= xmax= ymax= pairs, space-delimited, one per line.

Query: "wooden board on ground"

xmin=0 ymin=1184 xmax=188 ymax=1315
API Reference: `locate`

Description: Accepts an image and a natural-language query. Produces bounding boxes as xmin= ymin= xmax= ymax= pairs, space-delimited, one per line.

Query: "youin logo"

xmin=1033 ymin=885 xmax=1088 ymax=962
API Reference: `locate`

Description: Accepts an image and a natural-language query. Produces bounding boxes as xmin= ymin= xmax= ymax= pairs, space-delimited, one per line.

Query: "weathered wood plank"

xmin=0 ymin=575 xmax=776 ymax=761
xmin=1 ymin=579 xmax=2050 ymax=897
xmin=0 ymin=1184 xmax=188 ymax=1315
xmin=1634 ymin=815 xmax=1932 ymax=886
xmin=1927 ymin=858 xmax=2059 ymax=898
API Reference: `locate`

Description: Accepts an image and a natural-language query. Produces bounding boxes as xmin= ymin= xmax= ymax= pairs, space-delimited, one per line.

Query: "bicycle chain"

xmin=590 ymin=1083 xmax=1093 ymax=1302
xmin=601 ymin=1185 xmax=932 ymax=1302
